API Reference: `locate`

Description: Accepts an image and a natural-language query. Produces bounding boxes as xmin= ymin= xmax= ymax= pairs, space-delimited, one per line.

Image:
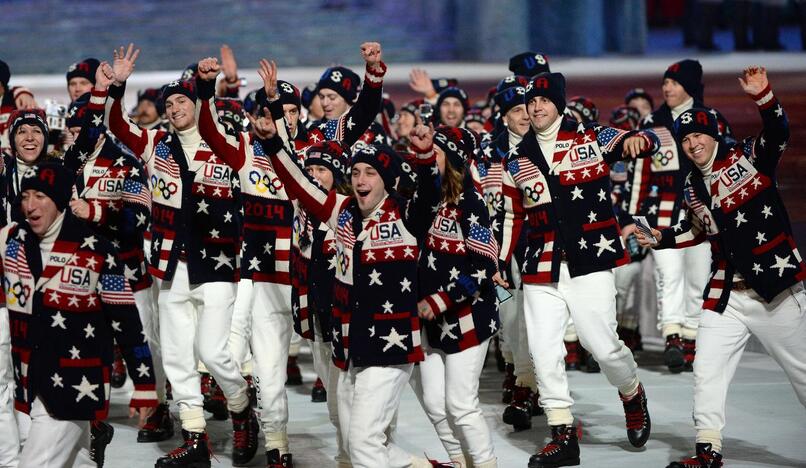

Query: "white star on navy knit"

xmin=368 ymin=269 xmax=383 ymax=286
xmin=368 ymin=326 xmax=375 ymax=337
xmin=752 ymin=263 xmax=764 ymax=275
xmin=213 ymin=251 xmax=233 ymax=270
xmin=489 ymin=319 xmax=498 ymax=333
xmin=81 ymin=236 xmax=97 ymax=250
xmin=756 ymin=231 xmax=767 ymax=245
xmin=209 ymin=229 xmax=220 ymax=239
xmin=136 ymin=363 xmax=151 ymax=378
xmin=761 ymin=205 xmax=773 ymax=219
xmin=134 ymin=211 xmax=147 ymax=226
xmin=111 ymin=320 xmax=122 ymax=332
xmin=471 ymin=269 xmax=487 ymax=284
xmin=735 ymin=211 xmax=747 ymax=227
xmin=597 ymin=189 xmax=606 ymax=202
xmin=593 ymin=234 xmax=616 ymax=257
xmin=263 ymin=243 xmax=273 ymax=254
xmin=448 ymin=267 xmax=460 ymax=281
xmin=130 ymin=166 xmax=140 ymax=177
xmin=769 ymin=254 xmax=796 ymax=277
xmin=84 ymin=323 xmax=95 ymax=338
xmin=587 ymin=211 xmax=598 ymax=223
xmin=197 ymin=199 xmax=209 ymax=214
xmin=673 ymin=220 xmax=684 ymax=232
xmin=51 ymin=311 xmax=67 ymax=329
xmin=571 ymin=186 xmax=584 ymax=201
xmin=427 ymin=252 xmax=437 ymax=270
xmin=468 ymin=213 xmax=479 ymax=225
xmin=346 ymin=117 xmax=355 ymax=130
xmin=578 ymin=238 xmax=588 ymax=250
xmin=400 ymin=277 xmax=412 ymax=292
xmin=779 ymin=142 xmax=787 ymax=152
xmin=72 ymin=376 xmax=100 ymax=402
xmin=327 ymin=255 xmax=337 ymax=271
xmin=380 ymin=328 xmax=408 ymax=352
xmin=92 ymin=114 xmax=103 ymax=126
xmin=248 ymin=257 xmax=261 ymax=271
xmin=382 ymin=300 xmax=394 ymax=314
xmin=68 ymin=296 xmax=80 ymax=307
xmin=69 ymin=346 xmax=81 ymax=359
xmin=121 ymin=265 xmax=137 ymax=282
xmin=51 ymin=373 xmax=64 ymax=388
xmin=774 ymin=105 xmax=783 ymax=117
xmin=222 ymin=211 xmax=233 ymax=223
xmin=200 ymin=248 xmax=207 ymax=259
xmin=648 ymin=204 xmax=658 ymax=215
xmin=439 ymin=319 xmax=458 ymax=341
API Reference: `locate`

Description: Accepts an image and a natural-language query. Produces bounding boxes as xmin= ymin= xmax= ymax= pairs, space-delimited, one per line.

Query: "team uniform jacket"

xmin=656 ymin=87 xmax=805 ymax=312
xmin=64 ymin=89 xmax=152 ymax=292
xmin=500 ymin=118 xmax=659 ymax=282
xmin=0 ymin=86 xmax=35 ymax=153
xmin=105 ymin=84 xmax=241 ymax=284
xmin=1 ymin=212 xmax=157 ymax=420
xmin=197 ymin=78 xmax=292 ymax=284
xmin=418 ymin=154 xmax=501 ymax=354
xmin=630 ymin=103 xmax=732 ymax=228
xmin=260 ymin=135 xmax=435 ymax=370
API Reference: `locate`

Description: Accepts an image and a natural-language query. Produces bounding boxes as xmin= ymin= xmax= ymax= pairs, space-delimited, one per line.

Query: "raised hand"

xmin=257 ymin=59 xmax=278 ymax=100
xmin=409 ymin=123 xmax=434 ymax=151
xmin=360 ymin=42 xmax=383 ymax=71
xmin=112 ymin=43 xmax=140 ymax=85
xmin=220 ymin=44 xmax=239 ymax=83
xmin=197 ymin=57 xmax=221 ymax=81
xmin=409 ymin=68 xmax=436 ymax=98
xmin=14 ymin=92 xmax=37 ymax=110
xmin=738 ymin=66 xmax=769 ymax=95
xmin=95 ymin=61 xmax=115 ymax=91
xmin=246 ymin=108 xmax=278 ymax=140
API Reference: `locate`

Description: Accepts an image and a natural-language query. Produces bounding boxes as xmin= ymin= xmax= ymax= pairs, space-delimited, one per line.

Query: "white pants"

xmin=0 ymin=307 xmax=20 ymax=468
xmin=410 ymin=354 xmax=464 ymax=460
xmin=523 ymin=264 xmax=638 ymax=425
xmin=338 ymin=364 xmax=414 ymax=468
xmin=498 ymin=258 xmax=522 ymax=361
xmin=415 ymin=334 xmax=496 ymax=465
xmin=693 ymin=283 xmax=806 ymax=447
xmin=615 ymin=261 xmax=643 ymax=330
xmin=289 ymin=331 xmax=303 ymax=356
xmin=653 ymin=242 xmax=712 ymax=336
xmin=17 ymin=398 xmax=93 ymax=468
xmin=230 ymin=278 xmax=254 ymax=373
xmin=250 ymin=282 xmax=292 ymax=451
xmin=133 ymin=285 xmax=167 ymax=402
xmin=512 ymin=289 xmax=537 ymax=388
xmin=312 ymin=337 xmax=349 ymax=465
xmin=156 ymin=261 xmax=247 ymax=431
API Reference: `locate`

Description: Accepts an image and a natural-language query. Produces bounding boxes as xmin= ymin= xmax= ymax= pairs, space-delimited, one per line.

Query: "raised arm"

xmin=739 ymin=66 xmax=790 ymax=175
xmin=195 ymin=57 xmax=248 ymax=171
xmin=63 ymin=62 xmax=116 ymax=173
xmin=106 ymin=44 xmax=163 ymax=162
xmin=590 ymin=123 xmax=660 ymax=165
xmin=338 ymin=42 xmax=387 ymax=148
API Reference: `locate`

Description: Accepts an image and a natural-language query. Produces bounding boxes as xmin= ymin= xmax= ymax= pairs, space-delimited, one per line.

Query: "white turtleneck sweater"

xmin=536 ymin=115 xmax=563 ymax=174
xmin=507 ymin=128 xmax=523 ymax=149
xmin=15 ymin=158 xmax=32 ymax=189
xmin=39 ymin=211 xmax=65 ymax=267
xmin=176 ymin=126 xmax=202 ymax=163
xmin=671 ymin=96 xmax=695 ymax=121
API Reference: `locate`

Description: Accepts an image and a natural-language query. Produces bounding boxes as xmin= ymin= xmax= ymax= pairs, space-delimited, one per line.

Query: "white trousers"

xmin=0 ymin=306 xmax=20 ymax=468
xmin=17 ymin=398 xmax=93 ymax=468
xmin=498 ymin=258 xmax=521 ymax=360
xmin=133 ymin=285 xmax=167 ymax=402
xmin=416 ymin=334 xmax=496 ymax=465
xmin=312 ymin=337 xmax=349 ymax=465
xmin=693 ymin=283 xmax=806 ymax=445
xmin=250 ymin=282 xmax=292 ymax=451
xmin=523 ymin=264 xmax=638 ymax=424
xmin=653 ymin=242 xmax=712 ymax=336
xmin=410 ymin=353 xmax=464 ymax=460
xmin=338 ymin=364 xmax=414 ymax=468
xmin=614 ymin=261 xmax=643 ymax=330
xmin=230 ymin=278 xmax=254 ymax=373
xmin=156 ymin=261 xmax=247 ymax=431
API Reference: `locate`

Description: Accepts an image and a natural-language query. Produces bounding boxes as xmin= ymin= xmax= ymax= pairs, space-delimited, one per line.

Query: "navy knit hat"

xmin=431 ymin=77 xmax=459 ymax=94
xmin=436 ymin=87 xmax=469 ymax=125
xmin=65 ymin=92 xmax=91 ymax=128
xmin=20 ymin=162 xmax=75 ymax=212
xmin=664 ymin=59 xmax=703 ymax=102
xmin=277 ymin=80 xmax=302 ymax=110
xmin=566 ymin=96 xmax=599 ymax=124
xmin=137 ymin=88 xmax=165 ymax=115
xmin=673 ymin=108 xmax=719 ymax=141
xmin=8 ymin=108 xmax=49 ymax=160
xmin=609 ymin=105 xmax=641 ymax=131
xmin=508 ymin=52 xmax=550 ymax=77
xmin=161 ymin=79 xmax=196 ymax=102
xmin=317 ymin=66 xmax=360 ymax=104
xmin=625 ymin=88 xmax=654 ymax=110
xmin=301 ymin=83 xmax=317 ymax=110
xmin=180 ymin=63 xmax=198 ymax=81
xmin=463 ymin=108 xmax=486 ymax=127
xmin=351 ymin=144 xmax=399 ymax=190
xmin=305 ymin=141 xmax=350 ymax=183
xmin=525 ymin=72 xmax=566 ymax=114
xmin=215 ymin=98 xmax=245 ymax=134
xmin=495 ymin=75 xmax=528 ymax=117
xmin=434 ymin=126 xmax=469 ymax=169
xmin=66 ymin=58 xmax=100 ymax=84
xmin=0 ymin=59 xmax=10 ymax=88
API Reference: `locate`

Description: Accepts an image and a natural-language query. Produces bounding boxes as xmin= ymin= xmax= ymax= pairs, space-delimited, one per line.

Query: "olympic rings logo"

xmin=4 ymin=279 xmax=30 ymax=307
xmin=248 ymin=171 xmax=283 ymax=195
xmin=523 ymin=183 xmax=545 ymax=202
xmin=151 ymin=175 xmax=178 ymax=199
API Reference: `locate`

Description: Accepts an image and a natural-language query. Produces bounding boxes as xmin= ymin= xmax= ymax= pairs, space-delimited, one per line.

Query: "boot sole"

xmin=528 ymin=457 xmax=580 ymax=467
xmin=155 ymin=462 xmax=210 ymax=468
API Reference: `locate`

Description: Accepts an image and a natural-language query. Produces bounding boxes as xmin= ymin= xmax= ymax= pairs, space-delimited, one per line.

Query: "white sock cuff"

xmin=545 ymin=407 xmax=574 ymax=426
xmin=681 ymin=326 xmax=698 ymax=340
xmin=696 ymin=429 xmax=722 ymax=453
xmin=264 ymin=431 xmax=289 ymax=453
xmin=662 ymin=323 xmax=683 ymax=337
xmin=179 ymin=407 xmax=206 ymax=433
